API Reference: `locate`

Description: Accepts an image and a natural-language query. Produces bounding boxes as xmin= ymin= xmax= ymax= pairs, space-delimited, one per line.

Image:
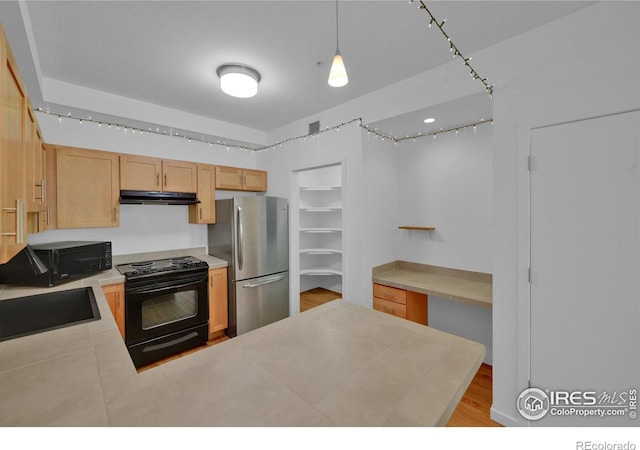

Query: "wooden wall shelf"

xmin=398 ymin=226 xmax=436 ymax=231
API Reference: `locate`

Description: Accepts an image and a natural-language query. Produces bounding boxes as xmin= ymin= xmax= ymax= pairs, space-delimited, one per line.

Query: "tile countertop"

xmin=0 ymin=264 xmax=485 ymax=426
xmin=373 ymin=261 xmax=492 ymax=308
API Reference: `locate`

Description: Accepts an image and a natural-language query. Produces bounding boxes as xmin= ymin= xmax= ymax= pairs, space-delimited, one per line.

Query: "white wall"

xmin=29 ymin=112 xmax=256 ymax=255
xmin=394 ymin=124 xmax=493 ymax=364
xmin=483 ymin=2 xmax=640 ymax=426
xmin=359 ymin=130 xmax=399 ymax=307
xmin=257 ymin=124 xmax=368 ymax=310
xmin=395 ymin=124 xmax=493 ymax=273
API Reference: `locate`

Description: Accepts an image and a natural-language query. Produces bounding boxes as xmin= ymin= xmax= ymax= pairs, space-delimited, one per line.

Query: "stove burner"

xmin=130 ymin=261 xmax=154 ymax=268
xmin=169 ymin=257 xmax=189 ymax=264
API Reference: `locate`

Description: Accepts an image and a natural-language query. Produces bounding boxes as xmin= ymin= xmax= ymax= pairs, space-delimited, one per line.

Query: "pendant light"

xmin=328 ymin=0 xmax=348 ymax=87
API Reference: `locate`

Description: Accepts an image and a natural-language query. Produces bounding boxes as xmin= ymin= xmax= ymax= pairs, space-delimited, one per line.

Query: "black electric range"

xmin=116 ymin=255 xmax=210 ymax=369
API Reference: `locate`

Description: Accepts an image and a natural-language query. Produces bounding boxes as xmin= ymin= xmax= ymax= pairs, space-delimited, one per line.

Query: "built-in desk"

xmin=372 ymin=261 xmax=492 ymax=325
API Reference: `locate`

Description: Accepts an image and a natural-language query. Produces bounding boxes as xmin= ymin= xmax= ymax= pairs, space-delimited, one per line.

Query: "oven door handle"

xmin=129 ymin=279 xmax=205 ymax=295
xmin=142 ymin=331 xmax=200 ymax=353
xmin=242 ymin=275 xmax=284 ymax=289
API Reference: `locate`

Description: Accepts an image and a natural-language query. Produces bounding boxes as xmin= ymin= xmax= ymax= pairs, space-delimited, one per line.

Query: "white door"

xmin=530 ymin=111 xmax=640 ymax=426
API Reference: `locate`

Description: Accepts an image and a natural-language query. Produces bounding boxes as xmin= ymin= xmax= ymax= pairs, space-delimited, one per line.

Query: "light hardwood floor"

xmin=300 ymin=287 xmax=342 ymax=312
xmin=447 ymin=363 xmax=502 ymax=427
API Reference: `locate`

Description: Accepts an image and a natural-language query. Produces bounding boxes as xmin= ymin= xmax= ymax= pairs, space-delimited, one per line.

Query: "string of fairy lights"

xmin=34 ymin=1 xmax=495 ymax=153
xmin=411 ymin=0 xmax=494 ymax=97
xmin=36 ymin=108 xmax=492 ymax=152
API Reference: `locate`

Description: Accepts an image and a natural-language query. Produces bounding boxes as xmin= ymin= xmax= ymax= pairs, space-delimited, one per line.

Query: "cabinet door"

xmin=189 ymin=164 xmax=216 ymax=224
xmin=209 ymin=267 xmax=228 ymax=334
xmin=215 ymin=166 xmax=243 ymax=190
xmin=242 ymin=169 xmax=267 ymax=192
xmin=37 ymin=140 xmax=49 ymax=232
xmin=44 ymin=144 xmax=57 ymax=230
xmin=102 ymin=283 xmax=125 ymax=338
xmin=56 ymin=146 xmax=120 ymax=228
xmin=1 ymin=33 xmax=27 ymax=263
xmin=162 ymin=159 xmax=197 ymax=193
xmin=24 ymin=107 xmax=44 ymax=213
xmin=120 ymin=154 xmax=162 ymax=191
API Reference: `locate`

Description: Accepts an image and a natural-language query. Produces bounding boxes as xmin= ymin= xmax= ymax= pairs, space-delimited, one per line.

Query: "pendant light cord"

xmin=335 ymin=0 xmax=340 ymax=53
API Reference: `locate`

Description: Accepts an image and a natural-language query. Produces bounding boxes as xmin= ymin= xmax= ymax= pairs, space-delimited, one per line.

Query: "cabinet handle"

xmin=2 ymin=200 xmax=25 ymax=243
xmin=156 ymin=173 xmax=160 ymax=187
xmin=45 ymin=207 xmax=51 ymax=225
xmin=17 ymin=200 xmax=25 ymax=244
xmin=35 ymin=179 xmax=46 ymax=204
xmin=164 ymin=174 xmax=168 ymax=187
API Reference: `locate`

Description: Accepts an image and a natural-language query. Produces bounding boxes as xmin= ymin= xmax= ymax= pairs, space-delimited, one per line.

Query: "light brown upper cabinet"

xmin=119 ymin=155 xmax=162 ymax=191
xmin=188 ymin=164 xmax=216 ymax=224
xmin=163 ymin=159 xmax=197 ymax=193
xmin=56 ymin=146 xmax=120 ymax=229
xmin=1 ymin=24 xmax=28 ymax=263
xmin=242 ymin=169 xmax=268 ymax=191
xmin=24 ymin=108 xmax=46 ymax=214
xmin=215 ymin=166 xmax=267 ymax=192
xmin=44 ymin=144 xmax=58 ymax=230
xmin=120 ymin=155 xmax=197 ymax=193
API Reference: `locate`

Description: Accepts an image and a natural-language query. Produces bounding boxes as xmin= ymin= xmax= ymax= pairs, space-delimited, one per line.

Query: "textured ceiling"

xmin=3 ymin=1 xmax=593 ymax=138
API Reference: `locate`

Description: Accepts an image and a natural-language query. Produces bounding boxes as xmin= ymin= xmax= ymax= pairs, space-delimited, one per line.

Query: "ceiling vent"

xmin=308 ymin=121 xmax=320 ymax=135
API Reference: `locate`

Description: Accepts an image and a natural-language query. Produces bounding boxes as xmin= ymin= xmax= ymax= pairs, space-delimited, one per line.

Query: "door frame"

xmin=289 ymin=157 xmax=346 ymax=316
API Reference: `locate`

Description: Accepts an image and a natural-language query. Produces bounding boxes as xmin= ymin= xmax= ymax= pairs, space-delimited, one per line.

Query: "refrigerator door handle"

xmin=242 ymin=275 xmax=285 ymax=288
xmin=237 ymin=205 xmax=244 ymax=271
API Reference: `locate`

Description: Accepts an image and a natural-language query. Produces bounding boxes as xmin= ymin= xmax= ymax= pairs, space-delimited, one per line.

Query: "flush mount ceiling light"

xmin=424 ymin=118 xmax=436 ymax=124
xmin=328 ymin=0 xmax=348 ymax=88
xmin=216 ymin=64 xmax=261 ymax=98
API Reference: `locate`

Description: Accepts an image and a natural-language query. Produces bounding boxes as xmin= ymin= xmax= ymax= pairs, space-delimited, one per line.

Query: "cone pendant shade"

xmin=328 ymin=1 xmax=348 ymax=88
xmin=328 ymin=49 xmax=348 ymax=87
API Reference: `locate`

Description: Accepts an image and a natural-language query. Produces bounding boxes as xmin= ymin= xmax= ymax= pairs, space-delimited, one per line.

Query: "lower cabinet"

xmin=373 ymin=283 xmax=428 ymax=326
xmin=102 ymin=283 xmax=125 ymax=338
xmin=208 ymin=267 xmax=228 ymax=338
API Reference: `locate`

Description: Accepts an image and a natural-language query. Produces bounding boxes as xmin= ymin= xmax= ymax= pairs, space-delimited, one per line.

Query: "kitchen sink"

xmin=0 ymin=287 xmax=101 ymax=342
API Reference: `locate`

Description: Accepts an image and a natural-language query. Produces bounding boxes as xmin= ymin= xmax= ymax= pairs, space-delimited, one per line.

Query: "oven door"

xmin=125 ymin=271 xmax=209 ymax=346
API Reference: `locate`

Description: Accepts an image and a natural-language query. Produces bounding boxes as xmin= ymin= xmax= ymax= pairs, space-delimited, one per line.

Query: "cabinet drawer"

xmin=373 ymin=297 xmax=407 ymax=319
xmin=373 ymin=284 xmax=406 ymax=304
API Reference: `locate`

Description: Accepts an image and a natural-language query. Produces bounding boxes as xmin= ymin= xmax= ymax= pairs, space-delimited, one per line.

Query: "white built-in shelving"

xmin=298 ymin=165 xmax=343 ymax=293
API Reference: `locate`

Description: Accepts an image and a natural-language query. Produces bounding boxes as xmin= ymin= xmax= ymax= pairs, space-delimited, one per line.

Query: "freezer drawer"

xmin=235 ymin=271 xmax=289 ymax=335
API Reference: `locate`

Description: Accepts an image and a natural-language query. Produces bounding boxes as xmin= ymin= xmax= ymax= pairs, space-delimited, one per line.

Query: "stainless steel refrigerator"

xmin=208 ymin=196 xmax=289 ymax=337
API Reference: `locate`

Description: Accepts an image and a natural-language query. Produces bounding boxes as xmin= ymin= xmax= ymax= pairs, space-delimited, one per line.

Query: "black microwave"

xmin=0 ymin=241 xmax=112 ymax=287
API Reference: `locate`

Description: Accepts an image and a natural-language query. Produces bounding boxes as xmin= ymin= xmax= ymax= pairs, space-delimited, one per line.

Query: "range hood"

xmin=119 ymin=190 xmax=200 ymax=205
